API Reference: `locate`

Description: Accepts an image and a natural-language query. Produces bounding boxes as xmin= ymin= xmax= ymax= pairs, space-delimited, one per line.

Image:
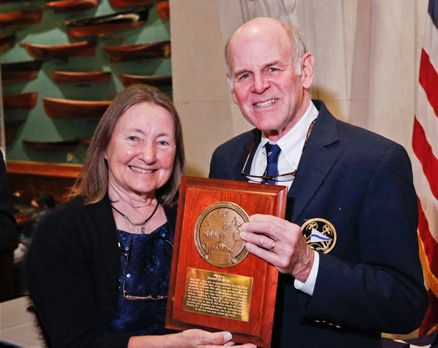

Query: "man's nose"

xmin=252 ymin=73 xmax=270 ymax=94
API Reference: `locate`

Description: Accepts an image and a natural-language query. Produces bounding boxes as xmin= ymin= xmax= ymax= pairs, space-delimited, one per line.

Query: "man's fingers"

xmin=240 ymin=229 xmax=278 ymax=251
xmin=241 ymin=221 xmax=284 ymax=243
xmin=245 ymin=241 xmax=279 ymax=264
xmin=249 ymin=213 xmax=294 ymax=230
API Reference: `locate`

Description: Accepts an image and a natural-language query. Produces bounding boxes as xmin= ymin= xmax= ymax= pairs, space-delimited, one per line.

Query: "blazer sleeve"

xmin=0 ymin=151 xmax=16 ymax=250
xmin=303 ymin=143 xmax=428 ymax=334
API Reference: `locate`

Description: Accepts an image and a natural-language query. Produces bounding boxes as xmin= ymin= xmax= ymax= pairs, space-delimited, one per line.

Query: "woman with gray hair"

xmin=27 ymin=84 xmax=255 ymax=348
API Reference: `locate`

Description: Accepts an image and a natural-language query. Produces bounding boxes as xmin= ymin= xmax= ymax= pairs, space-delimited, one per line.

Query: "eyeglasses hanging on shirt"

xmin=241 ymin=119 xmax=316 ymax=184
xmin=121 ymin=235 xmax=173 ymax=301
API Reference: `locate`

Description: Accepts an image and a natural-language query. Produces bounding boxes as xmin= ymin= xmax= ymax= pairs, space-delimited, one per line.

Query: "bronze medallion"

xmin=301 ymin=218 xmax=337 ymax=254
xmin=194 ymin=202 xmax=249 ymax=268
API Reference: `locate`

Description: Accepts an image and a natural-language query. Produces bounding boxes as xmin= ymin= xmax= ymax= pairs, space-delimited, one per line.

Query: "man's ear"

xmin=301 ymin=52 xmax=315 ymax=89
xmin=227 ymin=73 xmax=239 ymax=105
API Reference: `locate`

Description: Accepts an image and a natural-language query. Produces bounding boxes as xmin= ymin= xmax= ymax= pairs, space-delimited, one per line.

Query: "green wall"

xmin=1 ymin=0 xmax=171 ymax=164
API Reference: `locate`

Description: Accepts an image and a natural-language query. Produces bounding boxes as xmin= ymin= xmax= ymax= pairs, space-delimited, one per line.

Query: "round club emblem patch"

xmin=301 ymin=218 xmax=337 ymax=254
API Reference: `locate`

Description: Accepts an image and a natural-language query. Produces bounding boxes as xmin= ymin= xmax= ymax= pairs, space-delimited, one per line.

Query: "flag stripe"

xmin=418 ymin=199 xmax=438 ymax=289
xmin=414 ymin=0 xmax=438 ymax=336
xmin=422 ymin=14 xmax=438 ymax=73
xmin=412 ymin=117 xmax=438 ymax=200
xmin=422 ymin=289 xmax=438 ymax=336
xmin=412 ymin=154 xmax=438 ymax=244
xmin=416 ymin=84 xmax=438 ymax=161
xmin=420 ymin=49 xmax=438 ymax=119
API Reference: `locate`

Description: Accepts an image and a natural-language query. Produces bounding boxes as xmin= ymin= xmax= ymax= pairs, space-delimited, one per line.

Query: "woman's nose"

xmin=139 ymin=142 xmax=156 ymax=163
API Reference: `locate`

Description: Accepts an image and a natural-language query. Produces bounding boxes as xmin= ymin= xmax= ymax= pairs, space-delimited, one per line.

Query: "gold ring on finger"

xmin=270 ymin=241 xmax=277 ymax=252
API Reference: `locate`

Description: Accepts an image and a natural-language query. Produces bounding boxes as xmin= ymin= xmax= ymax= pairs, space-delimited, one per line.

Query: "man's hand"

xmin=240 ymin=214 xmax=314 ymax=282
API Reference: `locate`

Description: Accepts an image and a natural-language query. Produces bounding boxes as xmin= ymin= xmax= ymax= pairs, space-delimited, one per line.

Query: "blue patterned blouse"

xmin=111 ymin=223 xmax=174 ymax=335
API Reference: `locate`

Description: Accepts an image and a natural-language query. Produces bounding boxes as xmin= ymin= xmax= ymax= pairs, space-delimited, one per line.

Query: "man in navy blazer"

xmin=209 ymin=17 xmax=428 ymax=347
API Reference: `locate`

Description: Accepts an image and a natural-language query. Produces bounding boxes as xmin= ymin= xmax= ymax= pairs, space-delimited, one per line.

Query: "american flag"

xmin=413 ymin=0 xmax=438 ymax=337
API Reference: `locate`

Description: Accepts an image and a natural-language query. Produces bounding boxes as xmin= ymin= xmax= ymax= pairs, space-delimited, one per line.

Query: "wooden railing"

xmin=7 ymin=160 xmax=82 ymax=178
xmin=6 ymin=160 xmax=82 ymax=203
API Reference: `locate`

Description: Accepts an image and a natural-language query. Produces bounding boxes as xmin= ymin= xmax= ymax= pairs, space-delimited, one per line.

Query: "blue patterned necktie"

xmin=265 ymin=143 xmax=281 ymax=184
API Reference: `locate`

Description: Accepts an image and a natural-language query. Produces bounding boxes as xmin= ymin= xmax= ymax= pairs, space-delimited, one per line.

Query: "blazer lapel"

xmin=288 ymin=102 xmax=340 ymax=222
xmin=234 ymin=129 xmax=261 ymax=182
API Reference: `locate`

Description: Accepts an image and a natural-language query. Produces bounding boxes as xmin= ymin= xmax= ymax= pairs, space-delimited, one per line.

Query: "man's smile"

xmin=254 ymin=99 xmax=278 ymax=108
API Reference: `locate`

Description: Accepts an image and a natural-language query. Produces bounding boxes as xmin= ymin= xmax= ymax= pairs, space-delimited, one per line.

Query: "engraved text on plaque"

xmin=183 ymin=267 xmax=252 ymax=322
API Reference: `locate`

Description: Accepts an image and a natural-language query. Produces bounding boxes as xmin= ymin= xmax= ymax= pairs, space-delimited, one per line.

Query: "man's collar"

xmin=261 ymin=100 xmax=319 ymax=147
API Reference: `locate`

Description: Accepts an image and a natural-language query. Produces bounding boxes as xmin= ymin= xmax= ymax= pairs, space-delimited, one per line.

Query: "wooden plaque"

xmin=166 ymin=176 xmax=287 ymax=348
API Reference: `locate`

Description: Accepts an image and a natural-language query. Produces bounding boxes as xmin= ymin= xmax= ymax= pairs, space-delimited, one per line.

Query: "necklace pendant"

xmin=111 ymin=204 xmax=158 ymax=235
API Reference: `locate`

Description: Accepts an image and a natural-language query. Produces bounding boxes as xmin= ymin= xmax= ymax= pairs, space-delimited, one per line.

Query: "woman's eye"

xmin=269 ymin=68 xmax=277 ymax=72
xmin=158 ymin=140 xmax=169 ymax=146
xmin=128 ymin=136 xmax=137 ymax=141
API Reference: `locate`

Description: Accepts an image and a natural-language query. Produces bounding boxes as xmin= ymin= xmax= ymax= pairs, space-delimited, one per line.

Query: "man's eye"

xmin=129 ymin=136 xmax=137 ymax=141
xmin=240 ymin=73 xmax=250 ymax=79
xmin=269 ymin=68 xmax=278 ymax=72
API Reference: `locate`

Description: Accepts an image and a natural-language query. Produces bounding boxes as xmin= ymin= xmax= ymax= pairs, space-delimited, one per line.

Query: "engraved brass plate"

xmin=183 ymin=267 xmax=252 ymax=322
xmin=194 ymin=202 xmax=249 ymax=268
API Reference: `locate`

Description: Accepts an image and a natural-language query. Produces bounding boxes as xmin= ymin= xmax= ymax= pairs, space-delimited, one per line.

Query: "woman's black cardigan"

xmin=26 ymin=194 xmax=177 ymax=348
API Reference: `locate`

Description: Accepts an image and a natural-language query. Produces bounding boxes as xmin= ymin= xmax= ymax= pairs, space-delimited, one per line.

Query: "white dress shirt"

xmin=249 ymin=101 xmax=319 ymax=296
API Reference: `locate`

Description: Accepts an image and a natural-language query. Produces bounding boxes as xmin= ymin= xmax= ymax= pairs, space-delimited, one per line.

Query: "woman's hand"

xmin=171 ymin=329 xmax=256 ymax=347
xmin=128 ymin=329 xmax=257 ymax=348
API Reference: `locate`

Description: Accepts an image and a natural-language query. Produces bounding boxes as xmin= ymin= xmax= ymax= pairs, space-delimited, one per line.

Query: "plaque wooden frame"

xmin=166 ymin=176 xmax=287 ymax=348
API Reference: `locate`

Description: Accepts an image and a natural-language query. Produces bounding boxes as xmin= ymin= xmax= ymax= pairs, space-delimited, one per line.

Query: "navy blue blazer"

xmin=209 ymin=100 xmax=428 ymax=348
